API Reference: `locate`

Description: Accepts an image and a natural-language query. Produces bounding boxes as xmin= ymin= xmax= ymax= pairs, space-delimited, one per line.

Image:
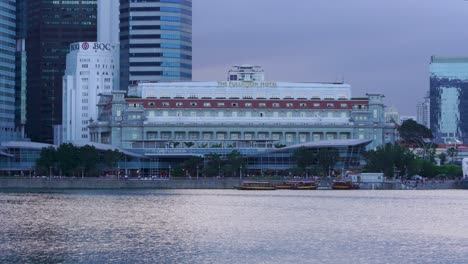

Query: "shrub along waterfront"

xmin=35 ymin=143 xmax=123 ymax=177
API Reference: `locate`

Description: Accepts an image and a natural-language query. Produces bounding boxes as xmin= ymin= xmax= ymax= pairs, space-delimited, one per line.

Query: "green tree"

xmin=438 ymin=152 xmax=447 ymax=165
xmin=225 ymin=150 xmax=245 ymax=177
xmin=446 ymin=147 xmax=458 ymax=163
xmin=292 ymin=147 xmax=316 ymax=172
xmin=182 ymin=156 xmax=203 ymax=177
xmin=316 ymin=148 xmax=339 ymax=176
xmin=78 ymin=145 xmax=100 ymax=177
xmin=364 ymin=143 xmax=415 ymax=178
xmin=57 ymin=143 xmax=80 ymax=176
xmin=36 ymin=146 xmax=57 ymax=175
xmin=171 ymin=167 xmax=185 ymax=177
xmin=103 ymin=149 xmax=124 ymax=175
xmin=203 ymin=153 xmax=223 ymax=177
xmin=398 ymin=119 xmax=434 ymax=160
xmin=398 ymin=119 xmax=433 ymax=144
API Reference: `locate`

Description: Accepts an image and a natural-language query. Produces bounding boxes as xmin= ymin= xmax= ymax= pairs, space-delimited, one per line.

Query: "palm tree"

xmin=447 ymin=147 xmax=458 ymax=163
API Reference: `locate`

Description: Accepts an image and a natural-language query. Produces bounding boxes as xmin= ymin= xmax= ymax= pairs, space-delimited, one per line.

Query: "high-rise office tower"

xmin=0 ymin=0 xmax=21 ymax=141
xmin=430 ymin=56 xmax=468 ymax=144
xmin=62 ymin=42 xmax=118 ymax=143
xmin=98 ymin=0 xmax=119 ymax=44
xmin=416 ymin=91 xmax=430 ymax=129
xmin=25 ymin=0 xmax=97 ymax=143
xmin=15 ymin=0 xmax=27 ymax=138
xmin=119 ymin=0 xmax=192 ymax=89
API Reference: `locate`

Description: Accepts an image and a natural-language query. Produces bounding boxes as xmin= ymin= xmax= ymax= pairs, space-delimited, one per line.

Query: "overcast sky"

xmin=192 ymin=0 xmax=468 ymax=115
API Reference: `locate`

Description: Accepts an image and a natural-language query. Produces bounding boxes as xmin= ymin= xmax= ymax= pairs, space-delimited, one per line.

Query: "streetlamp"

xmin=240 ymin=165 xmax=243 ymax=182
xmin=196 ymin=165 xmax=199 ymax=180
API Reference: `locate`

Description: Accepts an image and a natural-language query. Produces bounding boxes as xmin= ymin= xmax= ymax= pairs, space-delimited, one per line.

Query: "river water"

xmin=0 ymin=190 xmax=467 ymax=264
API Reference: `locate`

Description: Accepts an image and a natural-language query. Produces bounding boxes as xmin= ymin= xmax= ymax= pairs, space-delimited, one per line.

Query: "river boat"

xmin=332 ymin=181 xmax=360 ymax=190
xmin=238 ymin=181 xmax=276 ymax=190
xmin=275 ymin=181 xmax=318 ymax=190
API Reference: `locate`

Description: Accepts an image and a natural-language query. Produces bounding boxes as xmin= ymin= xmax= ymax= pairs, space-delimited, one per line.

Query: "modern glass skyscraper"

xmin=0 ymin=0 xmax=19 ymax=141
xmin=430 ymin=56 xmax=468 ymax=144
xmin=119 ymin=0 xmax=192 ymax=89
xmin=15 ymin=0 xmax=27 ymax=138
xmin=25 ymin=0 xmax=97 ymax=143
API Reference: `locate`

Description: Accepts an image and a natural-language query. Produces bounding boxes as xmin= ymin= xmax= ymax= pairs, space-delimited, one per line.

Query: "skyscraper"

xmin=25 ymin=0 xmax=97 ymax=143
xmin=119 ymin=0 xmax=192 ymax=89
xmin=0 ymin=0 xmax=20 ymax=141
xmin=416 ymin=92 xmax=430 ymax=129
xmin=430 ymin=56 xmax=468 ymax=144
xmin=98 ymin=0 xmax=119 ymax=44
xmin=62 ymin=42 xmax=118 ymax=143
xmin=15 ymin=0 xmax=27 ymax=138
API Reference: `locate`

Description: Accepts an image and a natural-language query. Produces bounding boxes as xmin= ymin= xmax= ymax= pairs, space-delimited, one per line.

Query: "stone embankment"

xmin=0 ymin=177 xmax=241 ymax=189
xmin=0 ymin=177 xmax=462 ymax=190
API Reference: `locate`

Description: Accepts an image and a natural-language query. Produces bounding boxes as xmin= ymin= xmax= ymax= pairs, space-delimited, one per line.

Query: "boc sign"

xmin=70 ymin=42 xmax=113 ymax=52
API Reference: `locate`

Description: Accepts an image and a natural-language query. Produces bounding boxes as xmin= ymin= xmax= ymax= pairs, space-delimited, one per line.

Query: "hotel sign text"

xmin=217 ymin=81 xmax=277 ymax=87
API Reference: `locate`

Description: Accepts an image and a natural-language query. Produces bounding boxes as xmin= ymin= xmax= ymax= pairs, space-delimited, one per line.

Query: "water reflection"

xmin=0 ymin=190 xmax=467 ymax=263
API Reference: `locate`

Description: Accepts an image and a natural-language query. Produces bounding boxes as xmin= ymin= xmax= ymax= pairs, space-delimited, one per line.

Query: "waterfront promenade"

xmin=0 ymin=177 xmax=461 ymax=190
xmin=0 ymin=177 xmax=241 ymax=189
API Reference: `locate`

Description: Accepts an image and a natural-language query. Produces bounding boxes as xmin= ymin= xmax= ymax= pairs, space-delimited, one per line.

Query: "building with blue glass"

xmin=119 ymin=0 xmax=192 ymax=88
xmin=430 ymin=56 xmax=468 ymax=144
xmin=0 ymin=0 xmax=21 ymax=141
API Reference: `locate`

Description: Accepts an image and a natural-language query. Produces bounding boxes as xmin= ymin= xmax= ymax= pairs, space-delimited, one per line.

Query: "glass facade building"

xmin=15 ymin=0 xmax=27 ymax=137
xmin=25 ymin=0 xmax=97 ymax=143
xmin=430 ymin=56 xmax=468 ymax=144
xmin=119 ymin=0 xmax=192 ymax=89
xmin=0 ymin=0 xmax=19 ymax=141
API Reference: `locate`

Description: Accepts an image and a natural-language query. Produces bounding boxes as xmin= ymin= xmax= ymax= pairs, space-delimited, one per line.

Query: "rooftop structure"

xmin=228 ymin=65 xmax=265 ymax=81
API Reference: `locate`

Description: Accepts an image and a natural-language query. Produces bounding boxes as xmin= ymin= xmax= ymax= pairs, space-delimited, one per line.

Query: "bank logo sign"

xmin=70 ymin=42 xmax=114 ymax=52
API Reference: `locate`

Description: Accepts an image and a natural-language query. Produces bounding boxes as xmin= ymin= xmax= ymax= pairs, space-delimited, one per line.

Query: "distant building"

xmin=15 ymin=0 xmax=27 ymax=139
xmin=384 ymin=106 xmax=400 ymax=124
xmin=98 ymin=0 xmax=119 ymax=44
xmin=25 ymin=0 xmax=97 ymax=143
xmin=430 ymin=56 xmax=468 ymax=144
xmin=228 ymin=65 xmax=265 ymax=81
xmin=417 ymin=92 xmax=430 ymax=128
xmin=85 ymin=78 xmax=396 ymax=177
xmin=0 ymin=0 xmax=23 ymax=141
xmin=119 ymin=0 xmax=192 ymax=88
xmin=62 ymin=42 xmax=118 ymax=143
xmin=90 ymin=81 xmax=396 ymax=151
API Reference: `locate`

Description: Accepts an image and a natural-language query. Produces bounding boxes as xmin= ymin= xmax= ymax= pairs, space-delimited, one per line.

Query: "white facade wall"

xmin=136 ymin=81 xmax=352 ymax=100
xmin=62 ymin=42 xmax=118 ymax=143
